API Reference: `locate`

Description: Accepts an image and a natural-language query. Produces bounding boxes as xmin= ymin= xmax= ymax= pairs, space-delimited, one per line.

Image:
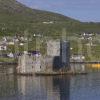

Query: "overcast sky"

xmin=17 ymin=0 xmax=100 ymax=22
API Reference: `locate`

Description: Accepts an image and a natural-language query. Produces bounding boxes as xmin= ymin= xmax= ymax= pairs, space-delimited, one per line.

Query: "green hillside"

xmin=0 ymin=0 xmax=100 ymax=36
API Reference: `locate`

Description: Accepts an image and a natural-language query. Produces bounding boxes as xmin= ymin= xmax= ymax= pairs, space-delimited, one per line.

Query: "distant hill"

xmin=0 ymin=0 xmax=100 ymax=36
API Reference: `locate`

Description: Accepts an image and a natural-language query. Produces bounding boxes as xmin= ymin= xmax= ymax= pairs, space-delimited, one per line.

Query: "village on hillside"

xmin=0 ymin=32 xmax=99 ymax=62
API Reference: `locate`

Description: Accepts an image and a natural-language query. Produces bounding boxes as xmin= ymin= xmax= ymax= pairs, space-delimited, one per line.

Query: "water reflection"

xmin=53 ymin=76 xmax=70 ymax=100
xmin=0 ymin=75 xmax=18 ymax=98
xmin=0 ymin=74 xmax=70 ymax=100
xmin=17 ymin=76 xmax=70 ymax=100
xmin=1 ymin=73 xmax=100 ymax=100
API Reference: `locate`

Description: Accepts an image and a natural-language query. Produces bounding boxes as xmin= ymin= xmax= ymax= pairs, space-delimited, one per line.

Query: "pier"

xmin=70 ymin=61 xmax=100 ymax=64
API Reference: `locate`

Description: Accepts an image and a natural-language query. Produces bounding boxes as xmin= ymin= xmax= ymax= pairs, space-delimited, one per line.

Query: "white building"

xmin=0 ymin=45 xmax=7 ymax=51
xmin=7 ymin=52 xmax=14 ymax=58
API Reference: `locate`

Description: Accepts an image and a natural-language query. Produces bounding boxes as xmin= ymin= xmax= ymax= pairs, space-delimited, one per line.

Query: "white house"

xmin=7 ymin=52 xmax=14 ymax=58
xmin=0 ymin=45 xmax=7 ymax=51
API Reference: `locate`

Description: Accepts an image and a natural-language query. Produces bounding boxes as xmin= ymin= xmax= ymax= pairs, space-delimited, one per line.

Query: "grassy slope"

xmin=0 ymin=0 xmax=100 ymax=36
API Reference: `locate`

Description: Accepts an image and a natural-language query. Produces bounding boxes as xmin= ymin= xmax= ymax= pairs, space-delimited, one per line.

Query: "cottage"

xmin=0 ymin=45 xmax=7 ymax=51
xmin=7 ymin=52 xmax=14 ymax=58
xmin=70 ymin=55 xmax=85 ymax=62
xmin=43 ymin=21 xmax=53 ymax=24
xmin=7 ymin=41 xmax=14 ymax=45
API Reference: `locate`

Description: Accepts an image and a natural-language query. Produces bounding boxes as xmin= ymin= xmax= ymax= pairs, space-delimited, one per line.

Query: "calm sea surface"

xmin=0 ymin=67 xmax=100 ymax=100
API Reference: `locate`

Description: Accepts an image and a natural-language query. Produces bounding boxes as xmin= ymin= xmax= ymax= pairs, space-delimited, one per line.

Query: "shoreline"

xmin=0 ymin=62 xmax=17 ymax=65
xmin=0 ymin=61 xmax=100 ymax=64
xmin=17 ymin=70 xmax=87 ymax=76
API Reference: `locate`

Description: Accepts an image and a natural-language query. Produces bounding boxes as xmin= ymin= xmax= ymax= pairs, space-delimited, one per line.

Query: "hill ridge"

xmin=0 ymin=0 xmax=100 ymax=36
